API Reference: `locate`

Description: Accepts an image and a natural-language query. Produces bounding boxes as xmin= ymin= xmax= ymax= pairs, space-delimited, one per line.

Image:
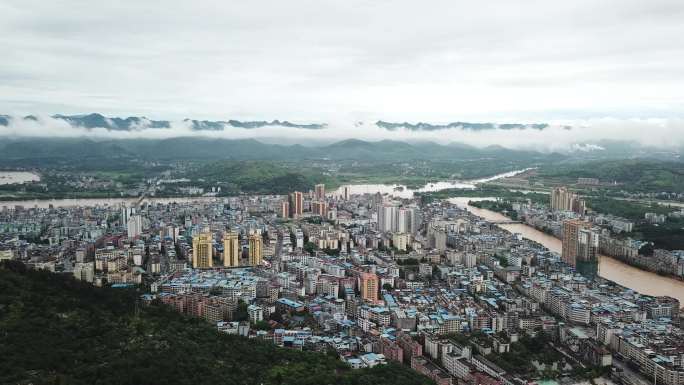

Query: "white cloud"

xmin=0 ymin=1 xmax=683 ymax=126
xmin=1 ymin=115 xmax=683 ymax=152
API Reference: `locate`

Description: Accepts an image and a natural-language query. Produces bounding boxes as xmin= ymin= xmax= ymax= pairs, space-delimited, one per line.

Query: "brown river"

xmin=450 ymin=197 xmax=684 ymax=304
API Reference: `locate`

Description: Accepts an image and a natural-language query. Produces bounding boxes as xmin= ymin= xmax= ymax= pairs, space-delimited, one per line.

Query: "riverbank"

xmin=0 ymin=168 xmax=526 ymax=207
xmin=0 ymin=196 xmax=220 ymax=209
xmin=511 ymin=211 xmax=684 ymax=283
xmin=0 ymin=168 xmax=533 ymax=203
xmin=459 ymin=197 xmax=684 ymax=280
xmin=0 ymin=171 xmax=41 ymax=185
xmin=449 ymin=197 xmax=684 ymax=304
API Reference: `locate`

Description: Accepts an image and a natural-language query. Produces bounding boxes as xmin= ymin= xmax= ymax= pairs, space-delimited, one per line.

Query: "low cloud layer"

xmin=1 ymin=1 xmax=684 ymax=122
xmin=0 ymin=114 xmax=682 ymax=152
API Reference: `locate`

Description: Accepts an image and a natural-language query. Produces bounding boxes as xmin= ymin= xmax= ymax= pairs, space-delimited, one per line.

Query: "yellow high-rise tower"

xmin=360 ymin=272 xmax=379 ymax=303
xmin=223 ymin=231 xmax=240 ymax=267
xmin=248 ymin=233 xmax=262 ymax=266
xmin=192 ymin=232 xmax=213 ymax=268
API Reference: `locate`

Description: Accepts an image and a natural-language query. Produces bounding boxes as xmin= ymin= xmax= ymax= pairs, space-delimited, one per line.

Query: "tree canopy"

xmin=0 ymin=261 xmax=434 ymax=385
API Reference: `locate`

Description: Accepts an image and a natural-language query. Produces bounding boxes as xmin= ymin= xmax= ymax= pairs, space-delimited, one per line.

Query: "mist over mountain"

xmin=0 ymin=113 xmax=683 ymax=156
xmin=0 ymin=136 xmax=679 ymax=168
xmin=0 ymin=113 xmax=327 ymax=131
xmin=0 ymin=137 xmax=559 ymax=162
xmin=186 ymin=119 xmax=326 ymax=130
xmin=375 ymin=120 xmax=555 ymax=131
xmin=2 ymin=113 xmax=545 ymax=132
xmin=52 ymin=113 xmax=171 ymax=130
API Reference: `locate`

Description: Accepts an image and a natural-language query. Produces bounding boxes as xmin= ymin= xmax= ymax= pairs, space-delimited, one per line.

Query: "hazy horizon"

xmin=2 ymin=1 xmax=684 ymax=150
xmin=1 ymin=113 xmax=683 ymax=153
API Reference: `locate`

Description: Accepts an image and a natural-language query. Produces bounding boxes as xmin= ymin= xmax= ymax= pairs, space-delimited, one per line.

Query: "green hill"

xmin=539 ymin=159 xmax=684 ymax=193
xmin=0 ymin=137 xmax=560 ymax=163
xmin=0 ymin=261 xmax=433 ymax=385
xmin=190 ymin=160 xmax=333 ymax=194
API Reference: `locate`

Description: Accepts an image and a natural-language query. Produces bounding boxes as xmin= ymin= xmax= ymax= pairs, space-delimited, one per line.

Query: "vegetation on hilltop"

xmin=537 ymin=159 xmax=684 ymax=193
xmin=418 ymin=185 xmax=548 ymax=204
xmin=0 ymin=260 xmax=434 ymax=385
xmin=625 ymin=218 xmax=684 ymax=250
xmin=585 ymin=196 xmax=675 ymax=221
xmin=0 ymin=156 xmax=539 ymax=200
xmin=469 ymin=200 xmax=519 ymax=220
xmin=334 ymin=160 xmax=534 ymax=188
xmin=0 ymin=137 xmax=559 ymax=163
xmin=185 ymin=160 xmax=336 ymax=195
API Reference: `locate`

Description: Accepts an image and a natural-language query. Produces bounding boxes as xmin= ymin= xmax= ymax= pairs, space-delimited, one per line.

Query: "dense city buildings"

xmin=503 ymin=189 xmax=684 ymax=279
xmin=4 ymin=2 xmax=684 ymax=384
xmin=3 ymin=183 xmax=683 ymax=385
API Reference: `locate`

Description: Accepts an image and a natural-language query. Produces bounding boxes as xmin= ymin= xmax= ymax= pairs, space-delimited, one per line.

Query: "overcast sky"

xmin=1 ymin=0 xmax=684 ymax=126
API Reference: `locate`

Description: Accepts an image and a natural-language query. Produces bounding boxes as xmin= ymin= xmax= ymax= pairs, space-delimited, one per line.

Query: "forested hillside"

xmin=538 ymin=159 xmax=684 ymax=192
xmin=0 ymin=261 xmax=433 ymax=385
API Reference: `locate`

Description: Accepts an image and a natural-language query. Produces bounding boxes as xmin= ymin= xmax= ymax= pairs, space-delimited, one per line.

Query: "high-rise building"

xmin=430 ymin=227 xmax=447 ymax=251
xmin=562 ymin=219 xmax=583 ymax=267
xmin=73 ymin=262 xmax=95 ymax=283
xmin=562 ymin=219 xmax=598 ymax=267
xmin=372 ymin=192 xmax=383 ymax=209
xmin=360 ymin=272 xmax=379 ymax=303
xmin=314 ymin=184 xmax=325 ymax=200
xmin=551 ymin=187 xmax=586 ymax=214
xmin=577 ymin=227 xmax=599 ymax=262
xmin=343 ymin=186 xmax=350 ymax=200
xmin=375 ymin=204 xmax=420 ymax=234
xmin=577 ymin=225 xmax=600 ymax=279
xmin=222 ymin=231 xmax=240 ymax=267
xmin=327 ymin=207 xmax=337 ymax=221
xmin=192 ymin=231 xmax=213 ymax=268
xmin=396 ymin=207 xmax=415 ymax=233
xmin=392 ymin=233 xmax=411 ymax=251
xmin=312 ymin=200 xmax=327 ymax=217
xmin=289 ymin=191 xmax=303 ymax=218
xmin=407 ymin=206 xmax=421 ymax=234
xmin=280 ymin=201 xmax=289 ymax=219
xmin=378 ymin=203 xmax=397 ymax=233
xmin=248 ymin=233 xmax=262 ymax=266
xmin=127 ymin=214 xmax=143 ymax=238
xmin=121 ymin=203 xmax=135 ymax=228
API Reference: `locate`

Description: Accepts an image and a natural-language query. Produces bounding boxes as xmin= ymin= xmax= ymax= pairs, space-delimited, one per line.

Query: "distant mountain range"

xmin=0 ymin=113 xmax=327 ymax=131
xmin=0 ymin=113 xmax=560 ymax=132
xmin=0 ymin=136 xmax=680 ymax=168
xmin=0 ymin=113 xmax=680 ymax=163
xmin=375 ymin=120 xmax=560 ymax=131
xmin=0 ymin=137 xmax=561 ymax=163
